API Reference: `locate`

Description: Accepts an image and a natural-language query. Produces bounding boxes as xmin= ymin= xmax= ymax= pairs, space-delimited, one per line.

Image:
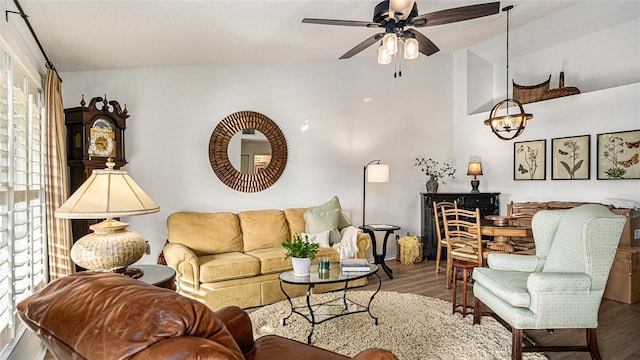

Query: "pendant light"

xmin=484 ymin=5 xmax=532 ymax=141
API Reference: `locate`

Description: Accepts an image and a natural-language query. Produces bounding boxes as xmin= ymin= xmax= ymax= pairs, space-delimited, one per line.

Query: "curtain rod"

xmin=6 ymin=0 xmax=62 ymax=82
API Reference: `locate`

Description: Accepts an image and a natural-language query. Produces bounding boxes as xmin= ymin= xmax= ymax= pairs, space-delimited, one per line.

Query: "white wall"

xmin=452 ymin=7 xmax=640 ymax=213
xmin=61 ymin=55 xmax=454 ymax=263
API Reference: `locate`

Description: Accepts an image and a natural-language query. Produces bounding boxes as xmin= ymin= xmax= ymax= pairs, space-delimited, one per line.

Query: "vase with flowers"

xmin=415 ymin=157 xmax=456 ymax=193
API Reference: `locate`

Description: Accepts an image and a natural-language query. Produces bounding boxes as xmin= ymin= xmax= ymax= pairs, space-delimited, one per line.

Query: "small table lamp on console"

xmin=467 ymin=162 xmax=483 ymax=193
xmin=55 ymin=159 xmax=159 ymax=278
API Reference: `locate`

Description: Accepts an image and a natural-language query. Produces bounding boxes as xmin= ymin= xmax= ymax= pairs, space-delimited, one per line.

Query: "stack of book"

xmin=340 ymin=259 xmax=371 ymax=273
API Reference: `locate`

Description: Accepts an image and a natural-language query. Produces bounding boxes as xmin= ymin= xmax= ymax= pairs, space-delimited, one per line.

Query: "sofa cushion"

xmin=239 ymin=210 xmax=289 ymax=252
xmin=168 ymin=212 xmax=243 ymax=256
xmin=284 ymin=207 xmax=312 ymax=240
xmin=245 ymin=247 xmax=292 ymax=274
xmin=314 ymin=196 xmax=352 ymax=230
xmin=200 ymin=253 xmax=261 ymax=282
xmin=304 ymin=208 xmax=341 ymax=244
xmin=303 ymin=230 xmax=331 ymax=248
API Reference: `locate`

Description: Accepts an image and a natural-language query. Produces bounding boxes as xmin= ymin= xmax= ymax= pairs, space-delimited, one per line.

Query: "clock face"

xmin=89 ymin=128 xmax=115 ymax=158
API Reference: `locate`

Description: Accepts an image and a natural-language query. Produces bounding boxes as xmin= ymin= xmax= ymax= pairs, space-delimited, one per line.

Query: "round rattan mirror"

xmin=209 ymin=111 xmax=287 ymax=192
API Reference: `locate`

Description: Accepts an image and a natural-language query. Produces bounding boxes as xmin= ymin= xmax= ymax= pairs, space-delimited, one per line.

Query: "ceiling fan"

xmin=302 ymin=0 xmax=500 ymax=64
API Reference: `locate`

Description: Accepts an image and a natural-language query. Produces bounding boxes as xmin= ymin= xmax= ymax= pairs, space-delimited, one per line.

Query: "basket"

xmin=396 ymin=236 xmax=423 ymax=264
xmin=512 ymin=75 xmax=551 ymax=104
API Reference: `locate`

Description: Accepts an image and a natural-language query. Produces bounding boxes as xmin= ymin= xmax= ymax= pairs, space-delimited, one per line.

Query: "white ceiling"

xmin=10 ymin=0 xmax=586 ymax=72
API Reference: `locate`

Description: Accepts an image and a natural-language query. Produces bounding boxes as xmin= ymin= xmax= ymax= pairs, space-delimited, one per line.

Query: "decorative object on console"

xmin=484 ymin=5 xmax=533 ymax=141
xmin=552 ymin=134 xmax=590 ymax=180
xmin=209 ymin=111 xmax=287 ymax=192
xmin=302 ymin=1 xmax=499 ymax=76
xmin=362 ymin=160 xmax=389 ymax=225
xmin=514 ymin=139 xmax=546 ymax=180
xmin=466 ymin=161 xmax=482 ymax=193
xmin=596 ymin=129 xmax=640 ymax=180
xmin=55 ymin=159 xmax=159 ymax=278
xmin=415 ymin=157 xmax=455 ymax=193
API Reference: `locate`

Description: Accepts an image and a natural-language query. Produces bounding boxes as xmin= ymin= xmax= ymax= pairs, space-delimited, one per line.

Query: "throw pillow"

xmin=302 ymin=230 xmax=331 ymax=248
xmin=314 ymin=196 xmax=352 ymax=230
xmin=304 ymin=208 xmax=341 ymax=245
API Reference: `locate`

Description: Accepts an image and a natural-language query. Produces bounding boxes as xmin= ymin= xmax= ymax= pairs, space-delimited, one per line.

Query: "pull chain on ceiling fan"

xmin=302 ymin=0 xmax=500 ymax=73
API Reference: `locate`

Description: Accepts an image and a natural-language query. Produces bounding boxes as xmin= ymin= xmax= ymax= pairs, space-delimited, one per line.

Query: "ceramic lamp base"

xmin=70 ymin=219 xmax=147 ymax=276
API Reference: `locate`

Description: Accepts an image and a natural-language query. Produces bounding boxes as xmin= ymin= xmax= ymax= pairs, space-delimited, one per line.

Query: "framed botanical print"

xmin=597 ymin=129 xmax=640 ymax=180
xmin=514 ymin=139 xmax=546 ymax=180
xmin=551 ymin=135 xmax=590 ymax=180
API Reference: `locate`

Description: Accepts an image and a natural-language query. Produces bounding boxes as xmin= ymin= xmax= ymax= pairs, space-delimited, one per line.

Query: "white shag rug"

xmin=250 ymin=291 xmax=547 ymax=360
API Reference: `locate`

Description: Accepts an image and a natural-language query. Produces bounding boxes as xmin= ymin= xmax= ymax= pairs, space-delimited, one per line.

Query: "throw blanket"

xmin=332 ymin=226 xmax=361 ymax=259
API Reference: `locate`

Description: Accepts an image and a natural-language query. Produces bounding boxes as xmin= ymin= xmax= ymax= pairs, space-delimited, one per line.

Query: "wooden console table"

xmin=421 ymin=192 xmax=499 ymax=260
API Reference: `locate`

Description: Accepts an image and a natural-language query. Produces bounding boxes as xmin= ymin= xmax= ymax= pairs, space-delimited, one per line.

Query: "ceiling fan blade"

xmin=411 ymin=2 xmax=500 ymax=27
xmin=339 ymin=33 xmax=385 ymax=59
xmin=302 ymin=18 xmax=380 ymax=28
xmin=406 ymin=29 xmax=439 ymax=56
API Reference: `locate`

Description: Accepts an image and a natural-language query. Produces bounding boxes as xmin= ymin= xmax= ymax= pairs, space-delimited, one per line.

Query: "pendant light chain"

xmin=506 ymin=8 xmax=510 ymax=101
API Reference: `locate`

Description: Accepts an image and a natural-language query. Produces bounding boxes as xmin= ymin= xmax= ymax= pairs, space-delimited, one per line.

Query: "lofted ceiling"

xmin=9 ymin=0 xmax=585 ymax=73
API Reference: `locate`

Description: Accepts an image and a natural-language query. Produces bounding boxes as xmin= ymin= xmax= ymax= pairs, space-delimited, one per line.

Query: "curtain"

xmin=44 ymin=69 xmax=73 ymax=279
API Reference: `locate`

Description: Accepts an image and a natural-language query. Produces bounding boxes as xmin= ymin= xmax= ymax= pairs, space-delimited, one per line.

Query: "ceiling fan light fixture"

xmin=382 ymin=32 xmax=398 ymax=55
xmin=377 ymin=44 xmax=392 ymax=64
xmin=403 ymin=37 xmax=419 ymax=60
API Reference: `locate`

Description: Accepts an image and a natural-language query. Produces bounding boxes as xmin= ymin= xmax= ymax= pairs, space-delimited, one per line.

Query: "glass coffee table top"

xmin=279 ymin=263 xmax=377 ymax=285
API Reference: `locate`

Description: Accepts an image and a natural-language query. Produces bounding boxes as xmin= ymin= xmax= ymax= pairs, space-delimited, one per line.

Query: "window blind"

xmin=0 ymin=47 xmax=46 ymax=355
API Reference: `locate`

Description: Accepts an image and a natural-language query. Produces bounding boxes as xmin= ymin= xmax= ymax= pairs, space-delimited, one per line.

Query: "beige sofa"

xmin=163 ymin=205 xmax=371 ymax=310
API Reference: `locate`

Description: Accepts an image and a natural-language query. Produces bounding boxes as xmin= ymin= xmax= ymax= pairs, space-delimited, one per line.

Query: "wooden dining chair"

xmin=433 ymin=201 xmax=458 ymax=274
xmin=442 ymin=207 xmax=494 ymax=289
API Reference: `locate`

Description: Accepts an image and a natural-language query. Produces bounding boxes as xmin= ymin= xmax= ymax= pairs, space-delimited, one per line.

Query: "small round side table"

xmin=136 ymin=264 xmax=176 ymax=290
xmin=452 ymin=260 xmax=476 ymax=317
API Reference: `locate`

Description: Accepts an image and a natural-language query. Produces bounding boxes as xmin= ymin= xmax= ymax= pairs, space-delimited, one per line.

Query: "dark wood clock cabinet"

xmin=420 ymin=192 xmax=500 ymax=260
xmin=64 ymin=96 xmax=129 ymax=245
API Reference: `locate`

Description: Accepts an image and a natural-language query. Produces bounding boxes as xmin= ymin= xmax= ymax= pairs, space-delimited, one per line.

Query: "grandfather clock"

xmin=64 ymin=95 xmax=129 ymax=244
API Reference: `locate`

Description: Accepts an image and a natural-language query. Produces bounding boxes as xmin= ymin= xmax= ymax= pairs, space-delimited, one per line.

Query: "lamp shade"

xmin=367 ymin=164 xmax=389 ymax=183
xmin=467 ymin=162 xmax=483 ymax=176
xmin=56 ymin=165 xmax=159 ymax=219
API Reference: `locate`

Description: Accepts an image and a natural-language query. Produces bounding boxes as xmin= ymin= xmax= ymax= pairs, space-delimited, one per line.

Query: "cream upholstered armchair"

xmin=472 ymin=204 xmax=626 ymax=360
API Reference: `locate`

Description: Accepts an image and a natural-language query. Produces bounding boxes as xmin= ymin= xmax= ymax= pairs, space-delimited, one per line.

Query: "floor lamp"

xmin=362 ymin=160 xmax=389 ymax=226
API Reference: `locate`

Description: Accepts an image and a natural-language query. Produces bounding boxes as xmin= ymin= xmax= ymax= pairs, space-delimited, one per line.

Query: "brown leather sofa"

xmin=17 ymin=272 xmax=397 ymax=360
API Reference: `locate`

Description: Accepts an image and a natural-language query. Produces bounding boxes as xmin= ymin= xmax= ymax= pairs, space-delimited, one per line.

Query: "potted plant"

xmin=415 ymin=157 xmax=456 ymax=193
xmin=282 ymin=233 xmax=320 ymax=276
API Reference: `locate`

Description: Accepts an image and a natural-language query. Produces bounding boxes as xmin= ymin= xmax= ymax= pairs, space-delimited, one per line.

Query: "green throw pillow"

xmin=314 ymin=196 xmax=352 ymax=230
xmin=304 ymin=208 xmax=341 ymax=245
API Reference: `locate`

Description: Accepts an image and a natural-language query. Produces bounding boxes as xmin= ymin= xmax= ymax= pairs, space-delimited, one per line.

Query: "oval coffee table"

xmin=279 ymin=263 xmax=381 ymax=344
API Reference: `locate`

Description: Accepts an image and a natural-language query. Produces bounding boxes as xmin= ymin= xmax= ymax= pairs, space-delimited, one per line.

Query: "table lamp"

xmin=362 ymin=160 xmax=389 ymax=225
xmin=55 ymin=159 xmax=159 ymax=278
xmin=467 ymin=161 xmax=483 ymax=193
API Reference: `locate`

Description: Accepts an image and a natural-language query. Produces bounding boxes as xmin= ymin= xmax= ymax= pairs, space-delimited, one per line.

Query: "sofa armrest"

xmin=130 ymin=337 xmax=244 ymax=360
xmin=215 ymin=306 xmax=255 ymax=355
xmin=356 ymin=233 xmax=371 ymax=259
xmin=487 ymin=253 xmax=545 ymax=272
xmin=352 ymin=348 xmax=399 ymax=360
xmin=163 ymin=242 xmax=200 ymax=292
